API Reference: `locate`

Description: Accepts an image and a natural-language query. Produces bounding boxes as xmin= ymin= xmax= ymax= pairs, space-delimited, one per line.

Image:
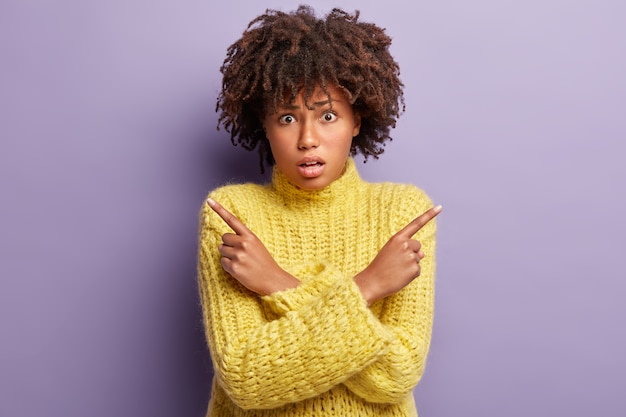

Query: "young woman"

xmin=198 ymin=6 xmax=442 ymax=416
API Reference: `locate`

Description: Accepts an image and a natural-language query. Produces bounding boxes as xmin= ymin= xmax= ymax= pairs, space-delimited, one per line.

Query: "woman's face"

xmin=262 ymin=85 xmax=361 ymax=190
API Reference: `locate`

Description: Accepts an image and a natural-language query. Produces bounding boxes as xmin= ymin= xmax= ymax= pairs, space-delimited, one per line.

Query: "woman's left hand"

xmin=207 ymin=198 xmax=299 ymax=295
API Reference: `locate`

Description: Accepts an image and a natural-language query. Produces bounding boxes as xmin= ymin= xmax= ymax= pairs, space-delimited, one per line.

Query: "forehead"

xmin=281 ymin=84 xmax=347 ymax=106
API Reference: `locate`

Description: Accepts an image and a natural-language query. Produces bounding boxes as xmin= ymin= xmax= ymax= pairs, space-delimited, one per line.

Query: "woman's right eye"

xmin=279 ymin=114 xmax=295 ymax=124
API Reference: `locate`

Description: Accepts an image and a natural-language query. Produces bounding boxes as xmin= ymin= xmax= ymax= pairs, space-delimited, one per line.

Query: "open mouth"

xmin=297 ymin=160 xmax=325 ymax=178
xmin=300 ymin=161 xmax=323 ymax=168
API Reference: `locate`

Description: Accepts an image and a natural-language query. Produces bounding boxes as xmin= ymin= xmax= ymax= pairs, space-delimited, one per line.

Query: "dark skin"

xmin=207 ymin=198 xmax=442 ymax=305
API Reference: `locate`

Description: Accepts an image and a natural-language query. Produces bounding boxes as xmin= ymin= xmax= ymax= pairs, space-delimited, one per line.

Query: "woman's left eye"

xmin=322 ymin=112 xmax=337 ymax=122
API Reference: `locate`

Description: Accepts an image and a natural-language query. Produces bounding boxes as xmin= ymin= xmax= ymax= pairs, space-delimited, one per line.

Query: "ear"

xmin=352 ymin=113 xmax=362 ymax=137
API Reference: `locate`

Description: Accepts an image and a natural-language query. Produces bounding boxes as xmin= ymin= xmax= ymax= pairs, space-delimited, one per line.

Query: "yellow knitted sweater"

xmin=197 ymin=159 xmax=436 ymax=417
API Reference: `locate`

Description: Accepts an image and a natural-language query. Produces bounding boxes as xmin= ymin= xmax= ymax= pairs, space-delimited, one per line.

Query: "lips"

xmin=297 ymin=156 xmax=324 ymax=165
xmin=297 ymin=157 xmax=325 ymax=178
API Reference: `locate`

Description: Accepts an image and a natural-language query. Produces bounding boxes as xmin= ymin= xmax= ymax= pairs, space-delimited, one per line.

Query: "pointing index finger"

xmin=398 ymin=205 xmax=443 ymax=238
xmin=207 ymin=198 xmax=250 ymax=235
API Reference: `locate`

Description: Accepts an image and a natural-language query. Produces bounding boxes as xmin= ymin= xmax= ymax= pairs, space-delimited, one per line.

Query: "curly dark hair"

xmin=216 ymin=5 xmax=405 ymax=171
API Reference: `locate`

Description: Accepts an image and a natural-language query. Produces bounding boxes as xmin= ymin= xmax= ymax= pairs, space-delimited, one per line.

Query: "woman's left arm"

xmin=343 ymin=188 xmax=438 ymax=403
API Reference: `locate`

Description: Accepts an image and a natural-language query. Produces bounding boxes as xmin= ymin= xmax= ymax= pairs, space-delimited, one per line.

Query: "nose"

xmin=297 ymin=121 xmax=319 ymax=150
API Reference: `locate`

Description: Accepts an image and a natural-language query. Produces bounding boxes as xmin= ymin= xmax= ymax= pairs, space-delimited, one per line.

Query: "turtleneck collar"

xmin=271 ymin=158 xmax=362 ymax=207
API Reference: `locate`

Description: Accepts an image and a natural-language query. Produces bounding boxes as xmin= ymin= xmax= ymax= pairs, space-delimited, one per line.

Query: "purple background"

xmin=1 ymin=0 xmax=624 ymax=416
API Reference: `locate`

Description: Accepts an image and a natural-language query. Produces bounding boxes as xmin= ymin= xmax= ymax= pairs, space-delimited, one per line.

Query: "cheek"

xmin=339 ymin=134 xmax=354 ymax=152
xmin=266 ymin=137 xmax=292 ymax=162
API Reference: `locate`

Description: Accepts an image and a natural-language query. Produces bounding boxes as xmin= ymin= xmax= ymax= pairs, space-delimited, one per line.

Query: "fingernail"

xmin=207 ymin=198 xmax=216 ymax=207
xmin=434 ymin=205 xmax=443 ymax=212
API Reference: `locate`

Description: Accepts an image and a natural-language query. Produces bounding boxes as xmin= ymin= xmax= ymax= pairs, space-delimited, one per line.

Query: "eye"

xmin=321 ymin=111 xmax=337 ymax=122
xmin=279 ymin=114 xmax=296 ymax=124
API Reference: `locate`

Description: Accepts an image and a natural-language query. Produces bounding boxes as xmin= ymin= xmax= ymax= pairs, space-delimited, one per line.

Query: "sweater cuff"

xmin=261 ymin=262 xmax=340 ymax=316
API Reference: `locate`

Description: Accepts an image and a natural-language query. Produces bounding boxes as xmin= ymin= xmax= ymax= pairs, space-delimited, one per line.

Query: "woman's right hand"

xmin=207 ymin=198 xmax=299 ymax=296
xmin=354 ymin=205 xmax=442 ymax=305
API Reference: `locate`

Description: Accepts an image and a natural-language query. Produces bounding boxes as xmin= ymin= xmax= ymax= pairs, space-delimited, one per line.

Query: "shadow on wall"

xmin=178 ymin=270 xmax=214 ymax=414
xmin=210 ymin=135 xmax=271 ymax=187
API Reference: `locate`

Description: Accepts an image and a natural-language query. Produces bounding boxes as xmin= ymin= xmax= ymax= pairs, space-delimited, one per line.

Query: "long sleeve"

xmin=342 ymin=186 xmax=437 ymax=403
xmin=344 ymin=230 xmax=435 ymax=402
xmin=197 ymin=194 xmax=393 ymax=410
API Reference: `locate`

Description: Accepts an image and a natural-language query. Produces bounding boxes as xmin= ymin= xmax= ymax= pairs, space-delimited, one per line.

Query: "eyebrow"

xmin=313 ymin=99 xmax=332 ymax=106
xmin=280 ymin=99 xmax=335 ymax=110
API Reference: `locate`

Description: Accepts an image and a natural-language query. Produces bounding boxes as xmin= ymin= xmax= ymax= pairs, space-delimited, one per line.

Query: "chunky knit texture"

xmin=197 ymin=159 xmax=437 ymax=416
